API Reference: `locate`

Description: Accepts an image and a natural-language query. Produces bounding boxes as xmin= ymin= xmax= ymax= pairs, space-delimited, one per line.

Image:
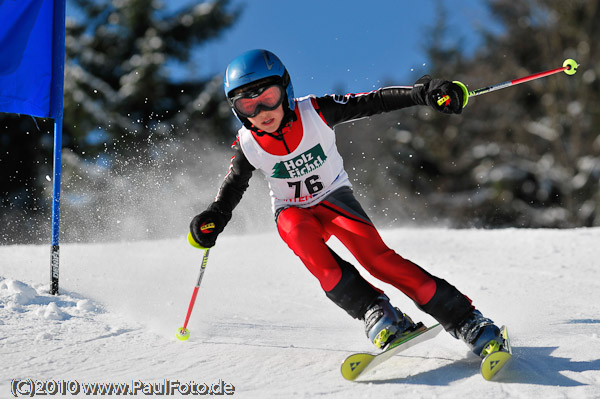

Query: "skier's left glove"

xmin=411 ymin=75 xmax=465 ymax=114
xmin=189 ymin=203 xmax=231 ymax=248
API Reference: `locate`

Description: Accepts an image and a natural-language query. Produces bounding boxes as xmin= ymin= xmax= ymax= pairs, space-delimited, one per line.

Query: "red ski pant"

xmin=276 ymin=198 xmax=436 ymax=306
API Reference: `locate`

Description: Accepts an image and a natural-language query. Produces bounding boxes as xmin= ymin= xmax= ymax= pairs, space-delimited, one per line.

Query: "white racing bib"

xmin=238 ymin=96 xmax=351 ymax=212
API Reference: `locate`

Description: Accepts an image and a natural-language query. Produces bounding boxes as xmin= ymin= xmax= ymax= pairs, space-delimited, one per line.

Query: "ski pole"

xmin=439 ymin=58 xmax=579 ymax=109
xmin=176 ymin=233 xmax=211 ymax=341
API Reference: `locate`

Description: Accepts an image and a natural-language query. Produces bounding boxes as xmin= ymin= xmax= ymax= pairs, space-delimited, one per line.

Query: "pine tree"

xmin=377 ymin=0 xmax=600 ymax=228
xmin=63 ymin=0 xmax=239 ymax=158
xmin=450 ymin=0 xmax=600 ymax=227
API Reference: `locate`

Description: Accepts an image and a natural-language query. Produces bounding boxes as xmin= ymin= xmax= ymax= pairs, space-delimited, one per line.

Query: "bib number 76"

xmin=288 ymin=175 xmax=323 ymax=198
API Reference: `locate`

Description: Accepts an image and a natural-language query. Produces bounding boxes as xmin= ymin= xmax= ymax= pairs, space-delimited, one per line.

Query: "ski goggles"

xmin=231 ymin=84 xmax=284 ymax=118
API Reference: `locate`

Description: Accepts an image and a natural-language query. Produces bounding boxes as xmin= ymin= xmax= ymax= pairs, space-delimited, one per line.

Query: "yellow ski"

xmin=480 ymin=326 xmax=512 ymax=380
xmin=340 ymin=324 xmax=443 ymax=381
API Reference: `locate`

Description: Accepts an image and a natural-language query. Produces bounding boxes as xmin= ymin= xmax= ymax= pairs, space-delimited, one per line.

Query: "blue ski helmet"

xmin=224 ymin=49 xmax=295 ymax=122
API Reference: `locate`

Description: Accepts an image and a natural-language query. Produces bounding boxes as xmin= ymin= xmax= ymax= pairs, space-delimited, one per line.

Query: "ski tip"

xmin=341 ymin=353 xmax=374 ymax=381
xmin=176 ymin=327 xmax=190 ymax=341
xmin=499 ymin=325 xmax=512 ymax=354
xmin=481 ymin=350 xmax=511 ymax=380
xmin=340 ymin=324 xmax=443 ymax=381
xmin=481 ymin=325 xmax=512 ymax=380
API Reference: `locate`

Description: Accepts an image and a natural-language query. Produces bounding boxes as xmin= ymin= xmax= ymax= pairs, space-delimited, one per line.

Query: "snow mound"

xmin=0 ymin=277 xmax=101 ymax=319
xmin=37 ymin=302 xmax=70 ymax=321
xmin=1 ymin=278 xmax=38 ymax=306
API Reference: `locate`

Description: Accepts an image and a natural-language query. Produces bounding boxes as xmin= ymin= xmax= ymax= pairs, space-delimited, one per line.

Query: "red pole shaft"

xmin=510 ymin=66 xmax=568 ymax=85
xmin=181 ymin=287 xmax=200 ymax=331
xmin=469 ymin=65 xmax=570 ymax=98
xmin=179 ymin=248 xmax=210 ymax=333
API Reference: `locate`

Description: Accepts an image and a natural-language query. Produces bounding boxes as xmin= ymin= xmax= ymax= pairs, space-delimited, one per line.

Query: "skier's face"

xmin=247 ymin=104 xmax=285 ymax=133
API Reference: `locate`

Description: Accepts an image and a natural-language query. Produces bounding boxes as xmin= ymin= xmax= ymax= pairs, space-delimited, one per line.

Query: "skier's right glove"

xmin=189 ymin=203 xmax=231 ymax=248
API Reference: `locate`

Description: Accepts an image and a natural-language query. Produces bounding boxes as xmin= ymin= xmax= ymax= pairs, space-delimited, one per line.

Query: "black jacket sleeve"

xmin=211 ymin=140 xmax=255 ymax=217
xmin=314 ymin=86 xmax=419 ymax=128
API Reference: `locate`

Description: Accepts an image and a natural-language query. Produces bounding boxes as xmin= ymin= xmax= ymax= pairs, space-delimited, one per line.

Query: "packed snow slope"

xmin=1 ymin=228 xmax=600 ymax=398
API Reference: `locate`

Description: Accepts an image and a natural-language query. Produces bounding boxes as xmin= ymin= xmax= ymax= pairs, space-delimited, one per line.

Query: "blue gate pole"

xmin=50 ymin=118 xmax=62 ymax=295
xmin=50 ymin=0 xmax=66 ymax=295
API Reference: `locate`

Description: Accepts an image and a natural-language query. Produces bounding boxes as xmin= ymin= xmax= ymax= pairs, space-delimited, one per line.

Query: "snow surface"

xmin=1 ymin=228 xmax=600 ymax=398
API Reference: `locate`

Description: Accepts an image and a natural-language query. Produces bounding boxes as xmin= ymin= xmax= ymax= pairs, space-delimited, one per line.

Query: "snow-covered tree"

xmin=352 ymin=0 xmax=600 ymax=228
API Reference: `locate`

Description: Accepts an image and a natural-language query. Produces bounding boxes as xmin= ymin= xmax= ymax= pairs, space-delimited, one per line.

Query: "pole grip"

xmin=453 ymin=81 xmax=469 ymax=108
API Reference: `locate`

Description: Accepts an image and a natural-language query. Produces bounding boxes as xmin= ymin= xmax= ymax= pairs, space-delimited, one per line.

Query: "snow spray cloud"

xmin=58 ymin=136 xmax=272 ymax=244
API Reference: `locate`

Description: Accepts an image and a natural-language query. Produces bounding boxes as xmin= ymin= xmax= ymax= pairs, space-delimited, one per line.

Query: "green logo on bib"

xmin=271 ymin=144 xmax=327 ymax=178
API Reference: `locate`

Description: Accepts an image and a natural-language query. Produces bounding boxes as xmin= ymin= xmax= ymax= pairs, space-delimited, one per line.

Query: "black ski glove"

xmin=411 ymin=75 xmax=465 ymax=114
xmin=189 ymin=203 xmax=231 ymax=248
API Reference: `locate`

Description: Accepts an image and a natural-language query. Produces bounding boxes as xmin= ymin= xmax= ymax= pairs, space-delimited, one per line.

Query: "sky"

xmin=64 ymin=0 xmax=496 ymax=97
xmin=189 ymin=0 xmax=496 ymax=96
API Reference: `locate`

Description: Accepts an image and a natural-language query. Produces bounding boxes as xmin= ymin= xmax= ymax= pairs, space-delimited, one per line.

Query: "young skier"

xmin=189 ymin=49 xmax=502 ymax=356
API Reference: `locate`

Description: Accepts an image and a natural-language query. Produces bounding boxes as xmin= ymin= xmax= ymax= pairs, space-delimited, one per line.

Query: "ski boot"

xmin=453 ymin=309 xmax=503 ymax=357
xmin=363 ymin=295 xmax=424 ymax=350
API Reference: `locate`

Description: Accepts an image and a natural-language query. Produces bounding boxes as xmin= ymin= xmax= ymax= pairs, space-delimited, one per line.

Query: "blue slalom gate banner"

xmin=0 ymin=0 xmax=64 ymax=118
xmin=0 ymin=0 xmax=66 ymax=294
